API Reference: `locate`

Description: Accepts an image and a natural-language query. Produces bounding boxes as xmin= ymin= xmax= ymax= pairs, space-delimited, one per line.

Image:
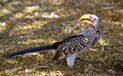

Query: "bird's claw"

xmin=73 ymin=65 xmax=84 ymax=73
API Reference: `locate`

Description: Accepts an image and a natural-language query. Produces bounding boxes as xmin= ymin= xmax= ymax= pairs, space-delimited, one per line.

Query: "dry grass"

xmin=0 ymin=0 xmax=123 ymax=76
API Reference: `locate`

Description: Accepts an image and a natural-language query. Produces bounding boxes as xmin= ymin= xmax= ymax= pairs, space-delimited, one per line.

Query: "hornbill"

xmin=4 ymin=14 xmax=100 ymax=68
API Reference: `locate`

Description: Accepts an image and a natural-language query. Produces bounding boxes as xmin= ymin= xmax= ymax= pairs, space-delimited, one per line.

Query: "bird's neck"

xmin=81 ymin=25 xmax=96 ymax=38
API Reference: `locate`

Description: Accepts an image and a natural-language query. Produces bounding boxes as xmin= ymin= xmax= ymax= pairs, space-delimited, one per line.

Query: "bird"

xmin=3 ymin=14 xmax=100 ymax=69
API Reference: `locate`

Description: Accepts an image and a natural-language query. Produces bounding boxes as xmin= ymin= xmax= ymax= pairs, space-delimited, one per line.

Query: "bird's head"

xmin=80 ymin=14 xmax=99 ymax=29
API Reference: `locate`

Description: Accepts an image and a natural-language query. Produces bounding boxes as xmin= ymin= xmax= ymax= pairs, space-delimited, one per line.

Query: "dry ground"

xmin=0 ymin=0 xmax=123 ymax=76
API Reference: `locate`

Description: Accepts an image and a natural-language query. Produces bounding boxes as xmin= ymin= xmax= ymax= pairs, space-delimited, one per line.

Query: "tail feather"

xmin=3 ymin=45 xmax=52 ymax=58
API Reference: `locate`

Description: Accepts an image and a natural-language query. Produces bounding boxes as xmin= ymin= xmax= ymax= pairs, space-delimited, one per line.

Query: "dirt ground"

xmin=0 ymin=0 xmax=123 ymax=76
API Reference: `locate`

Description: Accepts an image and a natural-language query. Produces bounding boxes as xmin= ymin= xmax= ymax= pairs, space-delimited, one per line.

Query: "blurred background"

xmin=0 ymin=0 xmax=123 ymax=76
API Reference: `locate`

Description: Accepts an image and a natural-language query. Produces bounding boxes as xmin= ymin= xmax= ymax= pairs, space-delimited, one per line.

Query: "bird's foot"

xmin=73 ymin=65 xmax=84 ymax=73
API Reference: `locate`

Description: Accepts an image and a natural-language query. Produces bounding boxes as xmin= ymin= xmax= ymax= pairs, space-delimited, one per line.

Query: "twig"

xmin=0 ymin=18 xmax=28 ymax=38
xmin=48 ymin=69 xmax=52 ymax=76
xmin=112 ymin=50 xmax=123 ymax=53
xmin=99 ymin=45 xmax=104 ymax=57
xmin=89 ymin=64 xmax=93 ymax=76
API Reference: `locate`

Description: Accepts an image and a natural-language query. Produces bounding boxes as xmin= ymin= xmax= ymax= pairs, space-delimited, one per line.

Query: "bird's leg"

xmin=47 ymin=50 xmax=57 ymax=68
xmin=76 ymin=57 xmax=90 ymax=72
xmin=66 ymin=54 xmax=83 ymax=72
xmin=76 ymin=57 xmax=90 ymax=63
xmin=47 ymin=50 xmax=56 ymax=64
xmin=47 ymin=50 xmax=66 ymax=69
xmin=73 ymin=57 xmax=86 ymax=73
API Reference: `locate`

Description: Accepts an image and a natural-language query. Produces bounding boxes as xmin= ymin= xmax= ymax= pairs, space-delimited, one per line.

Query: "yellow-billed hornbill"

xmin=4 ymin=14 xmax=100 ymax=69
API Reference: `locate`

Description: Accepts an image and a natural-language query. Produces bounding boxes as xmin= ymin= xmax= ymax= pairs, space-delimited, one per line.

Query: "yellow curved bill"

xmin=80 ymin=14 xmax=91 ymax=21
xmin=81 ymin=20 xmax=92 ymax=25
xmin=80 ymin=14 xmax=92 ymax=24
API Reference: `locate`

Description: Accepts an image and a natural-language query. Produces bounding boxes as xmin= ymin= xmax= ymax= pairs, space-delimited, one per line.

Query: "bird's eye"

xmin=92 ymin=18 xmax=96 ymax=23
xmin=94 ymin=18 xmax=96 ymax=20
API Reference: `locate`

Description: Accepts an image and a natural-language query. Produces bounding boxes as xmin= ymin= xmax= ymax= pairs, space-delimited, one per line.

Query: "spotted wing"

xmin=53 ymin=35 xmax=89 ymax=61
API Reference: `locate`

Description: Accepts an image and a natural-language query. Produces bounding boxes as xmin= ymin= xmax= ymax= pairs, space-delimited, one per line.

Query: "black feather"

xmin=3 ymin=45 xmax=52 ymax=58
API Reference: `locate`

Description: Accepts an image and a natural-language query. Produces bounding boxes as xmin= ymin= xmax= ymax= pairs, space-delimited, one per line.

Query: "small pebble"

xmin=1 ymin=22 xmax=6 ymax=26
xmin=18 ymin=41 xmax=22 ymax=44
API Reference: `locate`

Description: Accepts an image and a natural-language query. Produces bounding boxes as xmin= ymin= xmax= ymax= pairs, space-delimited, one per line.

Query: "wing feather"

xmin=53 ymin=35 xmax=89 ymax=61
